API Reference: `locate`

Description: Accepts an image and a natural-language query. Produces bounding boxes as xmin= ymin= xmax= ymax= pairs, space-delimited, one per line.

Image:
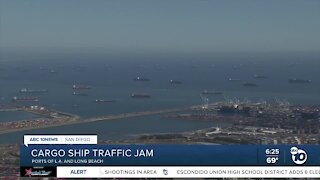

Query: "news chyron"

xmin=20 ymin=135 xmax=320 ymax=178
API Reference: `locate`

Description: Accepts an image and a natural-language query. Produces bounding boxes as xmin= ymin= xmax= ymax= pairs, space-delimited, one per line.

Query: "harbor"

xmin=1 ymin=100 xmax=319 ymax=145
xmin=0 ymin=104 xmax=193 ymax=135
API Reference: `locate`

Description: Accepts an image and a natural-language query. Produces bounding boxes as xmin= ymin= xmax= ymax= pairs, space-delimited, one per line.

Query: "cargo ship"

xmin=243 ymin=82 xmax=258 ymax=87
xmin=95 ymin=99 xmax=116 ymax=103
xmin=170 ymin=80 xmax=182 ymax=84
xmin=12 ymin=96 xmax=38 ymax=102
xmin=228 ymin=78 xmax=241 ymax=82
xmin=253 ymin=74 xmax=268 ymax=79
xmin=288 ymin=78 xmax=311 ymax=84
xmin=19 ymin=88 xmax=48 ymax=93
xmin=72 ymin=92 xmax=88 ymax=96
xmin=201 ymin=90 xmax=223 ymax=95
xmin=133 ymin=77 xmax=150 ymax=82
xmin=131 ymin=93 xmax=151 ymax=98
xmin=72 ymin=104 xmax=80 ymax=108
xmin=50 ymin=70 xmax=57 ymax=74
xmin=72 ymin=84 xmax=92 ymax=90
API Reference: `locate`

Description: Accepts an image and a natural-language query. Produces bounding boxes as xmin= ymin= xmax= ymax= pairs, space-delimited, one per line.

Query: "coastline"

xmin=0 ymin=105 xmax=196 ymax=135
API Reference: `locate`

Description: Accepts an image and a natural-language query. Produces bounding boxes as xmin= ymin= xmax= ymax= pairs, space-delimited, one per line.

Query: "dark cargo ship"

xmin=95 ymin=99 xmax=116 ymax=103
xmin=72 ymin=84 xmax=92 ymax=90
xmin=228 ymin=78 xmax=241 ymax=82
xmin=170 ymin=80 xmax=182 ymax=84
xmin=73 ymin=92 xmax=89 ymax=96
xmin=253 ymin=74 xmax=268 ymax=79
xmin=243 ymin=82 xmax=258 ymax=87
xmin=288 ymin=78 xmax=311 ymax=84
xmin=19 ymin=88 xmax=48 ymax=93
xmin=201 ymin=90 xmax=223 ymax=95
xmin=133 ymin=77 xmax=150 ymax=82
xmin=12 ymin=96 xmax=38 ymax=102
xmin=131 ymin=93 xmax=151 ymax=98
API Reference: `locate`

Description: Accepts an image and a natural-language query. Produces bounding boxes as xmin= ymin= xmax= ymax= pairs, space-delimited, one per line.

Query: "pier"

xmin=85 ymin=107 xmax=193 ymax=122
xmin=0 ymin=108 xmax=24 ymax=112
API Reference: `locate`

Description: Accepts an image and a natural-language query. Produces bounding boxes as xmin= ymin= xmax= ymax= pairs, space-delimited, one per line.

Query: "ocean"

xmin=0 ymin=52 xmax=319 ymax=144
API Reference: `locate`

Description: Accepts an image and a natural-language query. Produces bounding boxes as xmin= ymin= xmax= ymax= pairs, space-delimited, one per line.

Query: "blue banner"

xmin=20 ymin=145 xmax=320 ymax=166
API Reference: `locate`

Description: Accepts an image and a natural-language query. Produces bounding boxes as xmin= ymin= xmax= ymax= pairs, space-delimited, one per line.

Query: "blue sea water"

xmin=0 ymin=52 xmax=319 ymax=144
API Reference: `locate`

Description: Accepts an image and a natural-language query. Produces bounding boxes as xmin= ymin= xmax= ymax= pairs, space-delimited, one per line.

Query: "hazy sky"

xmin=1 ymin=0 xmax=320 ymax=53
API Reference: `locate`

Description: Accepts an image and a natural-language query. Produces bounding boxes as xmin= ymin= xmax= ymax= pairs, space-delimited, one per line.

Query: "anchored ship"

xmin=201 ymin=90 xmax=223 ymax=95
xmin=288 ymin=78 xmax=311 ymax=84
xmin=170 ymin=80 xmax=182 ymax=84
xmin=95 ymin=99 xmax=116 ymax=103
xmin=50 ymin=70 xmax=57 ymax=74
xmin=72 ymin=92 xmax=88 ymax=96
xmin=133 ymin=77 xmax=150 ymax=82
xmin=228 ymin=78 xmax=241 ymax=82
xmin=19 ymin=88 xmax=48 ymax=93
xmin=72 ymin=84 xmax=92 ymax=90
xmin=253 ymin=74 xmax=268 ymax=79
xmin=12 ymin=96 xmax=38 ymax=102
xmin=243 ymin=82 xmax=258 ymax=87
xmin=131 ymin=93 xmax=151 ymax=98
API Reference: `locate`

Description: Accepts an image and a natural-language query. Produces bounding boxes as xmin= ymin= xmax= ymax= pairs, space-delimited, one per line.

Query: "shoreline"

xmin=0 ymin=105 xmax=196 ymax=135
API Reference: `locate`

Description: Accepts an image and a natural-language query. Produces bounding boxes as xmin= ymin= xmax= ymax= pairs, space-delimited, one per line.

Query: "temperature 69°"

xmin=266 ymin=157 xmax=279 ymax=164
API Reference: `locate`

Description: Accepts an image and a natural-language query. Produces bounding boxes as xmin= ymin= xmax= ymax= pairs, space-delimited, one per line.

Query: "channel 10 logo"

xmin=290 ymin=147 xmax=307 ymax=165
